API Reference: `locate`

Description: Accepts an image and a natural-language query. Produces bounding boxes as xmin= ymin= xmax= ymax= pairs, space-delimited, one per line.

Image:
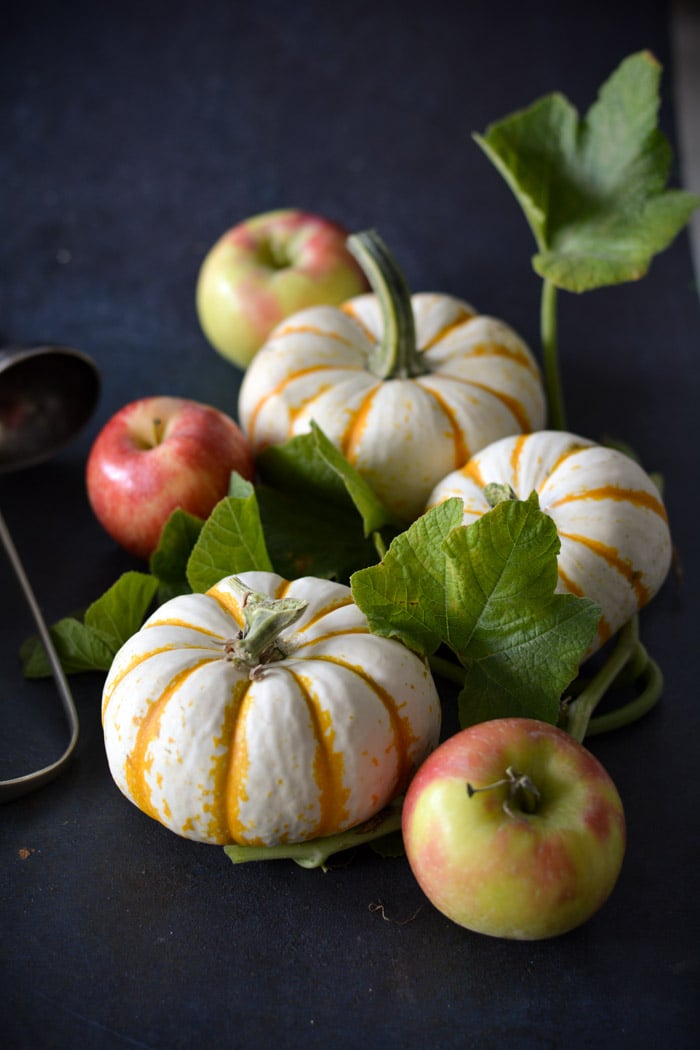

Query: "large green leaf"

xmin=352 ymin=497 xmax=599 ymax=727
xmin=474 ymin=51 xmax=700 ymax=291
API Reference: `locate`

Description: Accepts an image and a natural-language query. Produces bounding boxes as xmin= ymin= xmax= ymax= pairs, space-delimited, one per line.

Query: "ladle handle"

xmin=0 ymin=508 xmax=80 ymax=801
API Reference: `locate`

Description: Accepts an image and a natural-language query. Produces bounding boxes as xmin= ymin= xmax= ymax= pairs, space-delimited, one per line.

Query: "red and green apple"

xmin=402 ymin=718 xmax=626 ymax=940
xmin=195 ymin=208 xmax=369 ymax=369
xmin=86 ymin=396 xmax=254 ymax=559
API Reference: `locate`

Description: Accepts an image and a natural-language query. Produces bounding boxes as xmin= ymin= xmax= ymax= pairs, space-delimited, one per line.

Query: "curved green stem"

xmin=372 ymin=530 xmax=388 ymax=561
xmin=224 ymin=796 xmax=404 ymax=870
xmin=540 ymin=278 xmax=567 ymax=430
xmin=428 ymin=651 xmax=468 ymax=686
xmin=347 ymin=230 xmax=425 ymax=380
xmin=562 ymin=615 xmax=665 ymax=742
xmin=585 ymin=650 xmax=663 ymax=737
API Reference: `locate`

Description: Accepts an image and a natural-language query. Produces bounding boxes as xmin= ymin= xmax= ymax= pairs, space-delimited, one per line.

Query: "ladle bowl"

xmin=0 ymin=344 xmax=100 ymax=472
xmin=0 ymin=344 xmax=101 ymax=801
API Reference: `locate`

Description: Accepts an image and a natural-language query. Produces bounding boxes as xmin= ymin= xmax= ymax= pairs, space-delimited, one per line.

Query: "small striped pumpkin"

xmin=238 ymin=231 xmax=546 ymax=523
xmin=102 ymin=571 xmax=441 ymax=846
xmin=426 ymin=431 xmax=672 ymax=653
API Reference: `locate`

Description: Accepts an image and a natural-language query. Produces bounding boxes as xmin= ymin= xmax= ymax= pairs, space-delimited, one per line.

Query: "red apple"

xmin=195 ymin=208 xmax=369 ymax=369
xmin=402 ymin=718 xmax=626 ymax=940
xmin=86 ymin=396 xmax=254 ymax=559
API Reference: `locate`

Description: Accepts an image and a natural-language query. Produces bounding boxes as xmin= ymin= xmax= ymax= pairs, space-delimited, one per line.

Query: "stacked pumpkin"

xmin=102 ymin=230 xmax=672 ymax=848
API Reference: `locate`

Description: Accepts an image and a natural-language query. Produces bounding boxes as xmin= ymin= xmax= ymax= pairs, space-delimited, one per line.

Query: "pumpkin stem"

xmin=346 ymin=230 xmax=426 ymax=380
xmin=484 ymin=482 xmax=517 ymax=507
xmin=224 ymin=577 xmax=307 ymax=670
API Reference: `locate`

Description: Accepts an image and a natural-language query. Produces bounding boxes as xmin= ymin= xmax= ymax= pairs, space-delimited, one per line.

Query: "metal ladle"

xmin=0 ymin=344 xmax=100 ymax=801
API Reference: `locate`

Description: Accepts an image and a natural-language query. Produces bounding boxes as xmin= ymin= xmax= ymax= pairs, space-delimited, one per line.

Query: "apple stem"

xmin=346 ymin=230 xmax=427 ymax=380
xmin=222 ymin=577 xmax=308 ymax=673
xmin=152 ymin=417 xmax=165 ymax=446
xmin=467 ymin=765 xmax=541 ymax=819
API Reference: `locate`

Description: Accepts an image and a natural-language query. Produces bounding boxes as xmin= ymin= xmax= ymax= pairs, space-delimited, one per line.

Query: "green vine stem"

xmin=561 ymin=615 xmax=663 ymax=742
xmin=224 ymin=796 xmax=404 ymax=870
xmin=540 ymin=277 xmax=567 ymax=431
xmin=585 ymin=650 xmax=663 ymax=737
xmin=428 ymin=615 xmax=663 ymax=743
xmin=347 ymin=230 xmax=426 ymax=380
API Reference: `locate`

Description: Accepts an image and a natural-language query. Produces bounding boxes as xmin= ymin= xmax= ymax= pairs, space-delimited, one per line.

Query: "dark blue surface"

xmin=2 ymin=2 xmax=699 ymax=1047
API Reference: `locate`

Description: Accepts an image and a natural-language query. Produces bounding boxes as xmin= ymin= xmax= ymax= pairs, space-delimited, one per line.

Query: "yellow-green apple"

xmin=86 ymin=396 xmax=254 ymax=559
xmin=195 ymin=209 xmax=369 ymax=369
xmin=402 ymin=718 xmax=626 ymax=940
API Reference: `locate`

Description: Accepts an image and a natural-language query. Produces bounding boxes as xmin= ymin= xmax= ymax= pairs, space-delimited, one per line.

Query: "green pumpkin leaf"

xmin=352 ymin=497 xmax=599 ymax=726
xmin=256 ymin=485 xmax=380 ymax=584
xmin=257 ymin=422 xmax=399 ymax=538
xmin=149 ymin=508 xmax=204 ymax=602
xmin=20 ymin=617 xmax=118 ymax=677
xmin=20 ymin=570 xmax=159 ymax=677
xmin=474 ymin=50 xmax=700 ymax=291
xmin=186 ymin=487 xmax=273 ymax=593
xmin=84 ymin=570 xmax=160 ymax=647
xmin=350 ymin=499 xmax=465 ymax=656
xmin=441 ymin=504 xmax=600 ymax=726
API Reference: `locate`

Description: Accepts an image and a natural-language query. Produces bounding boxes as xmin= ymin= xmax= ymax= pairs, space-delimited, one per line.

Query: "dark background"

xmin=1 ymin=2 xmax=699 ymax=1047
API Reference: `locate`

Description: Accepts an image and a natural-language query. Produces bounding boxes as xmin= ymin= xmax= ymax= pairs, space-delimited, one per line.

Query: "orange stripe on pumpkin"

xmin=340 ymin=384 xmax=380 ymax=462
xmin=549 ymin=485 xmax=668 ymax=521
xmin=125 ymin=660 xmax=214 ymax=825
xmin=434 ymin=376 xmax=534 ymax=433
xmin=340 ymin=302 xmax=376 ymax=344
xmin=273 ymin=322 xmax=359 ymax=348
xmin=509 ymin=434 xmax=528 ymax=489
xmin=421 ymin=306 xmax=477 ymax=350
xmin=246 ymin=363 xmax=360 ymax=444
xmin=102 ymin=646 xmax=221 ymax=718
xmin=313 ymin=653 xmax=420 ymax=797
xmin=459 ymin=457 xmax=487 ymax=488
xmin=292 ymin=596 xmax=357 ymax=635
xmin=293 ymin=671 xmax=351 ymax=839
xmin=416 ymin=381 xmax=470 ymax=467
xmin=560 ymin=531 xmax=650 ymax=609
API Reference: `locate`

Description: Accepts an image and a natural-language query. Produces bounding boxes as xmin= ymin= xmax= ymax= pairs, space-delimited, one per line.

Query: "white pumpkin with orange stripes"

xmin=238 ymin=230 xmax=546 ymax=523
xmin=101 ymin=571 xmax=441 ymax=846
xmin=426 ymin=430 xmax=672 ymax=653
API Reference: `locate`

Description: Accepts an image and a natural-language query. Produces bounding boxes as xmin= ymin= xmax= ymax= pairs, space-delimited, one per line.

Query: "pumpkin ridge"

xmin=246 ymin=363 xmax=365 ymax=443
xmin=206 ymin=588 xmax=246 ymax=629
xmin=291 ymin=625 xmax=369 ymax=651
xmin=308 ymin=653 xmax=417 ymax=795
xmin=430 ymin=375 xmax=535 ymax=433
xmin=223 ymin=677 xmax=260 ymax=844
xmin=283 ymin=667 xmax=349 ymax=840
xmin=508 ymin=433 xmax=528 ymax=489
xmin=432 ymin=338 xmax=539 ymax=375
xmin=413 ymin=379 xmax=470 ymax=467
xmin=340 ymin=301 xmax=376 ymax=344
xmin=340 ymin=384 xmax=381 ymax=463
xmin=145 ymin=616 xmax=228 ymax=639
xmin=559 ymin=531 xmax=650 ymax=608
xmin=419 ymin=307 xmax=477 ymax=350
xmin=102 ymin=646 xmax=222 ymax=718
xmin=126 ymin=659 xmax=216 ymax=825
xmin=291 ymin=595 xmax=357 ymax=635
xmin=273 ymin=322 xmax=360 ymax=349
